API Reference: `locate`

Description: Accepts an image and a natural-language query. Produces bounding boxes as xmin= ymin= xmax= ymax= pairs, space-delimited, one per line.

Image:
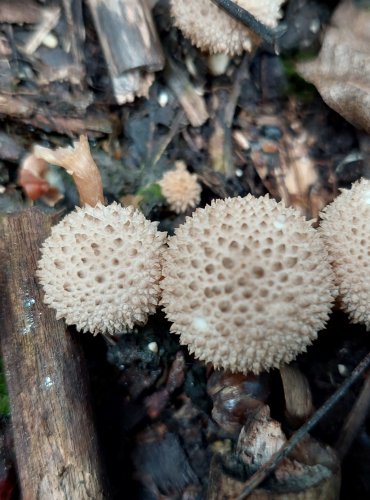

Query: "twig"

xmin=164 ymin=56 xmax=209 ymax=127
xmin=336 ymin=371 xmax=370 ymax=459
xmin=22 ymin=6 xmax=61 ymax=55
xmin=210 ymin=0 xmax=286 ymax=50
xmin=235 ymin=350 xmax=370 ymax=499
xmin=152 ymin=110 xmax=185 ymax=167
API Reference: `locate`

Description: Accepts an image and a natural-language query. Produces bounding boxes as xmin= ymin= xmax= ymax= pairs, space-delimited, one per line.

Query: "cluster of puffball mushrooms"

xmin=35 ymin=137 xmax=370 ymax=375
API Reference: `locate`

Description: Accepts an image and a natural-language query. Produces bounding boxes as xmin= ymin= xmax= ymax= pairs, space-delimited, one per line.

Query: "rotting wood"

xmin=87 ymin=0 xmax=164 ymax=104
xmin=164 ymin=57 xmax=209 ymax=127
xmin=62 ymin=0 xmax=86 ymax=82
xmin=0 ymin=94 xmax=112 ymax=136
xmin=0 ymin=208 xmax=107 ymax=500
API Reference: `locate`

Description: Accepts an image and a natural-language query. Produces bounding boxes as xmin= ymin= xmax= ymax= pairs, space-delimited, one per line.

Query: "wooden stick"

xmin=87 ymin=0 xmax=164 ymax=103
xmin=336 ymin=371 xmax=370 ymax=459
xmin=164 ymin=57 xmax=209 ymax=128
xmin=0 ymin=208 xmax=107 ymax=499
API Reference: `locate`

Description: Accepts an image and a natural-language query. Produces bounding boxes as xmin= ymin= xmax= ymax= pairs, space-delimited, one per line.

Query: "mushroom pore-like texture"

xmin=320 ymin=178 xmax=370 ymax=328
xmin=37 ymin=202 xmax=167 ymax=335
xmin=170 ymin=0 xmax=285 ymax=55
xmin=161 ymin=195 xmax=336 ymax=374
xmin=159 ymin=161 xmax=201 ymax=213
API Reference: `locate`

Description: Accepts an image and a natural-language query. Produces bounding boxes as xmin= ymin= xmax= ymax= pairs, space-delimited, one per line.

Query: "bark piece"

xmin=164 ymin=57 xmax=209 ymax=127
xmin=0 ymin=209 xmax=107 ymax=499
xmin=207 ymin=438 xmax=340 ymax=500
xmin=87 ymin=0 xmax=164 ymax=104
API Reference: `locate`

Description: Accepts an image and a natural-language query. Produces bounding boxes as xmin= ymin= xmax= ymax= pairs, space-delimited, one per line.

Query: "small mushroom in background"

xmin=35 ymin=136 xmax=167 ymax=335
xmin=161 ymin=194 xmax=337 ymax=374
xmin=170 ymin=0 xmax=286 ymax=55
xmin=319 ymin=178 xmax=370 ymax=328
xmin=158 ymin=160 xmax=201 ymax=214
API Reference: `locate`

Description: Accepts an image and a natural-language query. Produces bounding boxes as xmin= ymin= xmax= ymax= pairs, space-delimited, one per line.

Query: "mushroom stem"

xmin=34 ymin=135 xmax=105 ymax=206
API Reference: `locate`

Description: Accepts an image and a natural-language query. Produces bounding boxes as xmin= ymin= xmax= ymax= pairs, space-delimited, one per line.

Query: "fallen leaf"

xmin=297 ymin=0 xmax=370 ymax=134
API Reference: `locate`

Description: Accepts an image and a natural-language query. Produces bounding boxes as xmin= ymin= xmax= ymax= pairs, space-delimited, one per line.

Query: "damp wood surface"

xmin=0 ymin=209 xmax=106 ymax=500
xmin=1 ymin=0 xmax=370 ymax=499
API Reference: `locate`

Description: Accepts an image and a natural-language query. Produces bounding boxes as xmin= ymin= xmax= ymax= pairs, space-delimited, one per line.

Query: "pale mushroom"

xmin=319 ymin=178 xmax=370 ymax=328
xmin=161 ymin=195 xmax=336 ymax=374
xmin=35 ymin=137 xmax=167 ymax=335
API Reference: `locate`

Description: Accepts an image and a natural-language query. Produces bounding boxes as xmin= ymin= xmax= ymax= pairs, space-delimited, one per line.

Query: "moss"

xmin=0 ymin=360 xmax=9 ymax=416
xmin=281 ymin=52 xmax=318 ymax=102
xmin=137 ymin=183 xmax=165 ymax=214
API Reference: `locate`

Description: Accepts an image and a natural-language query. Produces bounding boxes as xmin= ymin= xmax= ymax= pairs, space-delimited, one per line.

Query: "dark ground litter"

xmin=1 ymin=0 xmax=370 ymax=498
xmin=76 ymin=311 xmax=370 ymax=499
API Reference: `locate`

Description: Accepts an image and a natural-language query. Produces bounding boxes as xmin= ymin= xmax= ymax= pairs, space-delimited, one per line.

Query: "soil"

xmin=1 ymin=0 xmax=370 ymax=499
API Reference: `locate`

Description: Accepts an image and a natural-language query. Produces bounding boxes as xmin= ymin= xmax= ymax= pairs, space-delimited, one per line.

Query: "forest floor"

xmin=1 ymin=0 xmax=370 ymax=499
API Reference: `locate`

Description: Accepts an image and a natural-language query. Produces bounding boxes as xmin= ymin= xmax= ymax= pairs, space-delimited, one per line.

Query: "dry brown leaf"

xmin=297 ymin=0 xmax=370 ymax=134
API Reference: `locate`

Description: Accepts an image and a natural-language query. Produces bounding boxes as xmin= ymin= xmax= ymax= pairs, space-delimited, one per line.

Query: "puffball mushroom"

xmin=319 ymin=178 xmax=370 ymax=328
xmin=161 ymin=195 xmax=336 ymax=374
xmin=159 ymin=161 xmax=201 ymax=213
xmin=170 ymin=0 xmax=286 ymax=55
xmin=35 ymin=137 xmax=167 ymax=335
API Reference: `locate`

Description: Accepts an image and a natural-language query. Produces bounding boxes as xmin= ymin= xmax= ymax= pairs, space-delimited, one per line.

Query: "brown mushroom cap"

xmin=159 ymin=161 xmax=201 ymax=213
xmin=170 ymin=0 xmax=285 ymax=55
xmin=161 ymin=195 xmax=336 ymax=374
xmin=319 ymin=178 xmax=370 ymax=328
xmin=37 ymin=202 xmax=167 ymax=335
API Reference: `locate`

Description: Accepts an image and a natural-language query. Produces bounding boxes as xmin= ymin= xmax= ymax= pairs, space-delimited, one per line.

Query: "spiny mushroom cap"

xmin=37 ymin=202 xmax=167 ymax=335
xmin=170 ymin=0 xmax=285 ymax=55
xmin=161 ymin=195 xmax=336 ymax=374
xmin=159 ymin=161 xmax=201 ymax=213
xmin=319 ymin=178 xmax=370 ymax=328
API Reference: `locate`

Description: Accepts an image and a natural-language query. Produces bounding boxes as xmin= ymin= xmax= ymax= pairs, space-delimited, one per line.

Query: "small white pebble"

xmin=309 ymin=19 xmax=320 ymax=34
xmin=0 ymin=185 xmax=5 ymax=194
xmin=148 ymin=341 xmax=158 ymax=353
xmin=42 ymin=33 xmax=58 ymax=49
xmin=337 ymin=364 xmax=348 ymax=377
xmin=235 ymin=169 xmax=243 ymax=177
xmin=158 ymin=90 xmax=169 ymax=108
xmin=44 ymin=376 xmax=54 ymax=388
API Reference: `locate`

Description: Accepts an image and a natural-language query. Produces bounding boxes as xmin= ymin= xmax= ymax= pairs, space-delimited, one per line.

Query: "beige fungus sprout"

xmin=161 ymin=195 xmax=336 ymax=374
xmin=159 ymin=161 xmax=201 ymax=213
xmin=36 ymin=137 xmax=167 ymax=335
xmin=319 ymin=178 xmax=370 ymax=328
xmin=170 ymin=0 xmax=286 ymax=55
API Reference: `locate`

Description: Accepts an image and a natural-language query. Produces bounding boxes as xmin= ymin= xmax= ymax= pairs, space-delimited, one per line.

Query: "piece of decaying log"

xmin=87 ymin=0 xmax=164 ymax=104
xmin=0 ymin=208 xmax=107 ymax=499
xmin=0 ymin=94 xmax=112 ymax=136
xmin=164 ymin=57 xmax=209 ymax=128
xmin=0 ymin=0 xmax=42 ymax=24
xmin=61 ymin=0 xmax=86 ymax=79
